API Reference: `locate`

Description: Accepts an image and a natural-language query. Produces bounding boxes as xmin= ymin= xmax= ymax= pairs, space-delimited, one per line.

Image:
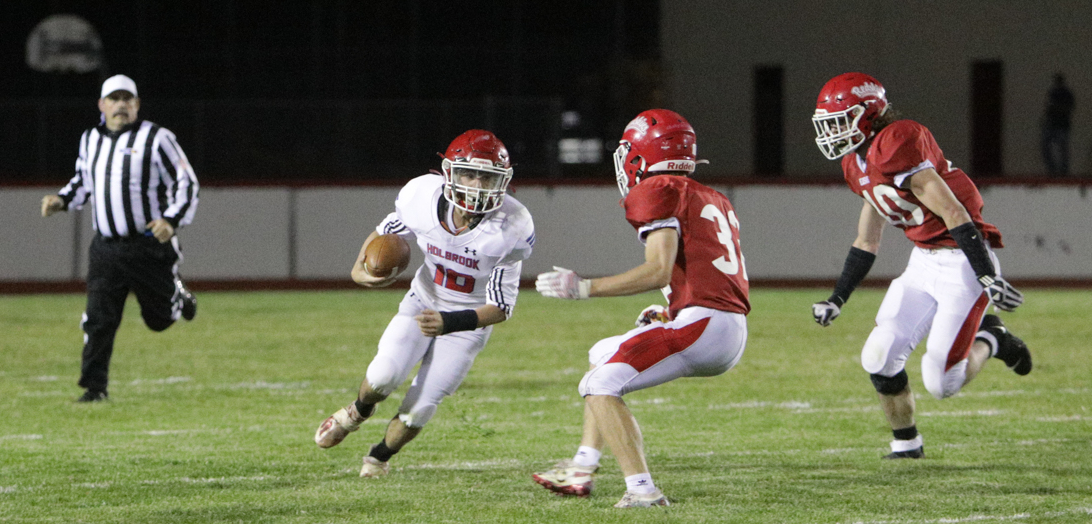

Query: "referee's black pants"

xmin=79 ymin=233 xmax=182 ymax=392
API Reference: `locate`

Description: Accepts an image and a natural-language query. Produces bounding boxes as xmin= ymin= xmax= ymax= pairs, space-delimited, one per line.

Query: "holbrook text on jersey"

xmin=427 ymin=244 xmax=480 ymax=270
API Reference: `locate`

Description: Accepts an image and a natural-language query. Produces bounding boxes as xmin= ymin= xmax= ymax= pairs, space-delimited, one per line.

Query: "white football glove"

xmin=353 ymin=263 xmax=396 ymax=288
xmin=535 ymin=266 xmax=591 ymax=300
xmin=635 ymin=304 xmax=669 ymax=327
xmin=978 ymin=275 xmax=1024 ymax=312
xmin=811 ymin=300 xmax=841 ymax=327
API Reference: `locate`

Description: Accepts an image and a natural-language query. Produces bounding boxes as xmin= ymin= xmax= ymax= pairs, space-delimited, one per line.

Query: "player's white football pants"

xmin=365 ymin=291 xmax=491 ymax=427
xmin=579 ymin=306 xmax=747 ymax=397
xmin=862 ymin=246 xmax=999 ymax=399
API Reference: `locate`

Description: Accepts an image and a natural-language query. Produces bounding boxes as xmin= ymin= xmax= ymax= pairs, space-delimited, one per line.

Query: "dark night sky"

xmin=4 ymin=1 xmax=660 ymax=101
xmin=2 ymin=1 xmax=661 ymax=181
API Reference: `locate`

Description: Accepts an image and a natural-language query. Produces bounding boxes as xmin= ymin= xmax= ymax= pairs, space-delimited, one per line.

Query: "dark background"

xmin=2 ymin=0 xmax=661 ymax=182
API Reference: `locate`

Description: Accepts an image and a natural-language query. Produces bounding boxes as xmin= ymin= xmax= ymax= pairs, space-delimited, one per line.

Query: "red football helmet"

xmin=812 ymin=72 xmax=889 ymax=160
xmin=441 ymin=129 xmax=513 ymax=214
xmin=612 ymin=109 xmax=701 ymax=198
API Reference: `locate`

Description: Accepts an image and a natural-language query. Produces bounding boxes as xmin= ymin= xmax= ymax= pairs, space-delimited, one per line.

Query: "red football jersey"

xmin=841 ymin=120 xmax=1003 ymax=249
xmin=624 ymin=175 xmax=750 ymax=318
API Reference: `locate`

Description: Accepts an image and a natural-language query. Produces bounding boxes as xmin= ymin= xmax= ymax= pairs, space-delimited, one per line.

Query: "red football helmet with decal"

xmin=613 ymin=109 xmax=702 ymax=198
xmin=440 ymin=129 xmax=513 ymax=214
xmin=812 ymin=72 xmax=889 ymax=160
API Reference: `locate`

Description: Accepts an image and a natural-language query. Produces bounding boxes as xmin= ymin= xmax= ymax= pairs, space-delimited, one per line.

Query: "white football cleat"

xmin=359 ymin=456 xmax=390 ymax=478
xmin=614 ymin=489 xmax=670 ymax=508
xmin=314 ymin=403 xmax=367 ymax=449
xmin=531 ymin=459 xmax=598 ymax=497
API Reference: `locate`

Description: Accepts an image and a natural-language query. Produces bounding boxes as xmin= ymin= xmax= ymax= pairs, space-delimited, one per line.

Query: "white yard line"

xmin=0 ymin=434 xmax=42 ymax=441
xmin=918 ymin=410 xmax=1005 ymax=417
xmin=138 ymin=475 xmax=276 ymax=485
xmin=843 ymin=507 xmax=1092 ymax=524
xmin=129 ymin=376 xmax=192 ymax=385
xmin=404 ymin=458 xmax=525 ymax=470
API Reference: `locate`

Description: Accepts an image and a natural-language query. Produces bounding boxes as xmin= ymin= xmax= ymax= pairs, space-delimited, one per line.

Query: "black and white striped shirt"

xmin=58 ymin=120 xmax=199 ymax=238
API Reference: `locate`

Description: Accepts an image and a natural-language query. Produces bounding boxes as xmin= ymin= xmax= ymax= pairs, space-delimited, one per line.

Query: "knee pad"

xmin=398 ymin=404 xmax=437 ymax=428
xmin=578 ymin=363 xmax=631 ymax=397
xmin=921 ymin=357 xmax=965 ymax=400
xmin=577 ymin=373 xmax=592 ymax=397
xmin=860 ymin=328 xmax=898 ymax=374
xmin=365 ymin=357 xmax=403 ymax=397
xmin=870 ymin=370 xmax=908 ymax=395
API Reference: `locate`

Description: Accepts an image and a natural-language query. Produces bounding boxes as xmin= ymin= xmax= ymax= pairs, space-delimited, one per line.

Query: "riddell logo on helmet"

xmin=666 ymin=161 xmax=695 ymax=171
xmin=851 ymin=82 xmax=883 ymax=99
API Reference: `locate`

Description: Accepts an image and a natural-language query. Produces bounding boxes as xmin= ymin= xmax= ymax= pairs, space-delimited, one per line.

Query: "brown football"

xmin=364 ymin=234 xmax=412 ymax=278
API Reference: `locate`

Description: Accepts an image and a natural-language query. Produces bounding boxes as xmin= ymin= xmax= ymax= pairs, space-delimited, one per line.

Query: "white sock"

xmin=890 ymin=434 xmax=924 ymax=452
xmin=572 ymin=446 xmax=601 ymax=467
xmin=624 ymin=473 xmax=656 ymax=495
xmin=977 ymin=330 xmax=999 ymax=357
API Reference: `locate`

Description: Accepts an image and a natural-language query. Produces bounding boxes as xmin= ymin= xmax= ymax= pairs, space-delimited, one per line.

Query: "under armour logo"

xmin=465 ymin=247 xmax=476 ymax=256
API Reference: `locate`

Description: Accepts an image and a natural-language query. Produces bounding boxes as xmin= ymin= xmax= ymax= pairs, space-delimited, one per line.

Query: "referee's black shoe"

xmin=77 ymin=389 xmax=108 ymax=402
xmin=175 ymin=277 xmax=197 ymax=321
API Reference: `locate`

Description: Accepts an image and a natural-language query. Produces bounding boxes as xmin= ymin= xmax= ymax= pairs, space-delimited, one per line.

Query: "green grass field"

xmin=1 ymin=288 xmax=1090 ymax=523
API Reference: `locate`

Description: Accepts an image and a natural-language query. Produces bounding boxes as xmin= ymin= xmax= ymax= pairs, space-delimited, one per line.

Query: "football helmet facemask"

xmin=613 ymin=109 xmax=702 ymax=198
xmin=812 ymin=72 xmax=889 ymax=160
xmin=441 ymin=129 xmax=513 ymax=214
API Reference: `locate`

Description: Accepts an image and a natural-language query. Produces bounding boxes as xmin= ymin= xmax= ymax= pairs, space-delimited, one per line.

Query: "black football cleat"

xmin=77 ymin=389 xmax=108 ymax=402
xmin=882 ymin=447 xmax=924 ymax=459
xmin=175 ymin=277 xmax=197 ymax=321
xmin=979 ymin=314 xmax=1031 ymax=375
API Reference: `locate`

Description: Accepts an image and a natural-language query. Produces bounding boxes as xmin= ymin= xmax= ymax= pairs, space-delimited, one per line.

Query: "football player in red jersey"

xmin=810 ymin=73 xmax=1032 ymax=459
xmin=533 ymin=109 xmax=749 ymax=508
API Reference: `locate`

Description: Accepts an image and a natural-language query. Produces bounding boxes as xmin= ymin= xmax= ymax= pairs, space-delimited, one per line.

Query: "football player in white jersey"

xmin=314 ymin=130 xmax=535 ymax=477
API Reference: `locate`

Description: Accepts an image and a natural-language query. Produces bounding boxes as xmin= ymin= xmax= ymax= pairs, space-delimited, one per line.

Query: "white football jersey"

xmin=377 ymin=174 xmax=534 ymax=317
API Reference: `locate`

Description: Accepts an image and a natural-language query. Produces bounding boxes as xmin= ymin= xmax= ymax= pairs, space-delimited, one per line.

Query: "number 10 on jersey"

xmin=433 ymin=264 xmax=475 ymax=293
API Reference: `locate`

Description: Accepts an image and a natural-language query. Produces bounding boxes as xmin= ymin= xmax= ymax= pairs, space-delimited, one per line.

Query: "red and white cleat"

xmin=532 ymin=459 xmax=598 ymax=497
xmin=314 ymin=403 xmax=366 ymax=449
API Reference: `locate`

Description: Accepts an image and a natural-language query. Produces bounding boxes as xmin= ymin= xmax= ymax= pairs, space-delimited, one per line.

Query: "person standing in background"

xmin=41 ymin=74 xmax=199 ymax=403
xmin=1041 ymin=73 xmax=1076 ymax=176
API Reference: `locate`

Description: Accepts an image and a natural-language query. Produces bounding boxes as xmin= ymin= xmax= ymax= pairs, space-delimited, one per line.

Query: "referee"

xmin=41 ymin=74 xmax=200 ymax=403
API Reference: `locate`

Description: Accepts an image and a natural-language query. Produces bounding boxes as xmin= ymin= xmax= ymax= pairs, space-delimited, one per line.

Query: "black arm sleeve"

xmin=829 ymin=247 xmax=877 ymax=307
xmin=439 ymin=309 xmax=479 ymax=335
xmin=949 ymin=222 xmax=995 ymax=281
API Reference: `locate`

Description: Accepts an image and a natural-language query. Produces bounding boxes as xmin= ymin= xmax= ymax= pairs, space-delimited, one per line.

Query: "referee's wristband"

xmin=439 ymin=309 xmax=479 ymax=335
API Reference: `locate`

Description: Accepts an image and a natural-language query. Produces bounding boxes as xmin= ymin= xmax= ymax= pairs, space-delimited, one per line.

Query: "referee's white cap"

xmin=100 ymin=75 xmax=138 ymax=98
